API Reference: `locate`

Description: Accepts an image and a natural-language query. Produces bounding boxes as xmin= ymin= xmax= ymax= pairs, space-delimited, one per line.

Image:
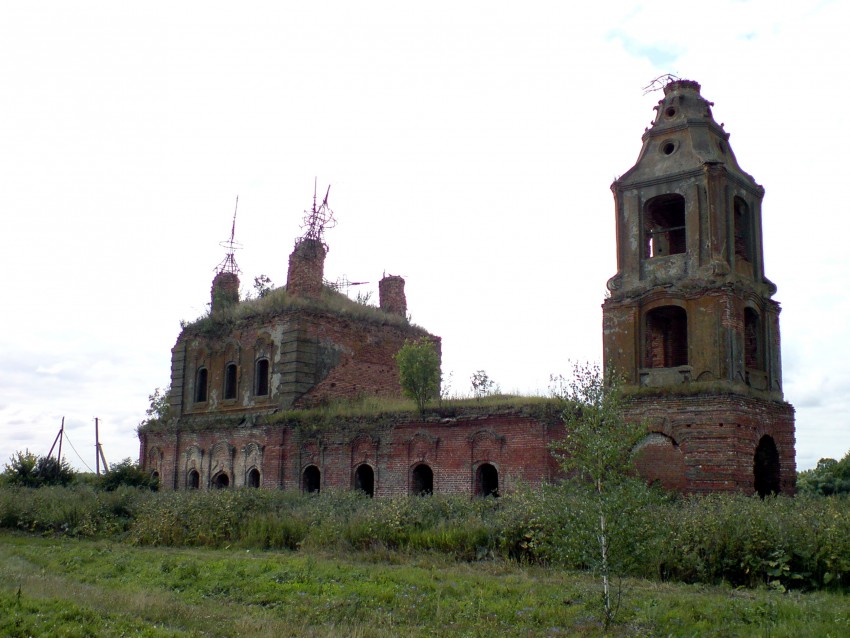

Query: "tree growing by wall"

xmin=550 ymin=362 xmax=649 ymax=629
xmin=137 ymin=387 xmax=171 ymax=433
xmin=470 ymin=370 xmax=497 ymax=400
xmin=100 ymin=458 xmax=159 ymax=491
xmin=253 ymin=274 xmax=274 ymax=299
xmin=395 ymin=339 xmax=441 ymax=412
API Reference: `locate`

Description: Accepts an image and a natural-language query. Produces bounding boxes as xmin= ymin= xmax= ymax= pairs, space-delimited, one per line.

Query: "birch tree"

xmin=551 ymin=362 xmax=647 ymax=629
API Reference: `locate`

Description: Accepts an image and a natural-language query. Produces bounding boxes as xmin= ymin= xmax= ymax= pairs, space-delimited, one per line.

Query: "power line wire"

xmin=62 ymin=431 xmax=94 ymax=473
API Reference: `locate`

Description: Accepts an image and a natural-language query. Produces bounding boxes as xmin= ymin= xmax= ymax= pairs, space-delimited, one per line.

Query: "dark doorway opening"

xmin=645 ymin=306 xmax=688 ymax=368
xmin=188 ymin=469 xmax=200 ymax=490
xmin=754 ymin=435 xmax=781 ymax=497
xmin=734 ymin=197 xmax=752 ymax=261
xmin=353 ymin=464 xmax=375 ymax=497
xmin=744 ymin=308 xmax=763 ymax=370
xmin=224 ymin=363 xmax=237 ymax=400
xmin=411 ymin=464 xmax=433 ymax=495
xmin=247 ymin=468 xmax=260 ymax=488
xmin=302 ymin=465 xmax=321 ymax=494
xmin=195 ymin=367 xmax=208 ymax=402
xmin=255 ymin=358 xmax=270 ymax=396
xmin=212 ymin=473 xmax=229 ymax=489
xmin=475 ymin=463 xmax=499 ymax=497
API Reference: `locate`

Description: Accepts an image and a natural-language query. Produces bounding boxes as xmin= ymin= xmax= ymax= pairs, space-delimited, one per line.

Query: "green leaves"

xmin=2 ymin=450 xmax=75 ymax=488
xmin=550 ymin=363 xmax=644 ymax=490
xmin=395 ymin=339 xmax=441 ymax=412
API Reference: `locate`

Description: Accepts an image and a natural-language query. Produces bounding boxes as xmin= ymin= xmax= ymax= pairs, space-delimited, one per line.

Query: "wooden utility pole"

xmin=94 ymin=418 xmax=109 ymax=475
xmin=95 ymin=417 xmax=100 ymax=476
xmin=47 ymin=417 xmax=64 ymax=461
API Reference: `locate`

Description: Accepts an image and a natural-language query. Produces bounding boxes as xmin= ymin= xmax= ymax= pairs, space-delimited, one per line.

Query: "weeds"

xmin=3 ymin=484 xmax=850 ymax=592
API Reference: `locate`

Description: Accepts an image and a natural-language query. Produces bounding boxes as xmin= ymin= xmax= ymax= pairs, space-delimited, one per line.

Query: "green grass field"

xmin=2 ymin=532 xmax=849 ymax=638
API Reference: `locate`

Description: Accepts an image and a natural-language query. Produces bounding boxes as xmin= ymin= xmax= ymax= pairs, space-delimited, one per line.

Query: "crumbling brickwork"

xmin=379 ymin=275 xmax=407 ymax=317
xmin=603 ymin=79 xmax=796 ymax=494
xmin=140 ymin=407 xmax=565 ymax=494
xmin=141 ymin=79 xmax=797 ymax=497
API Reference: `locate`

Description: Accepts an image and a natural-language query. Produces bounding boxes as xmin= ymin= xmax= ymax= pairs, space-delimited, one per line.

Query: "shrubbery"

xmin=797 ymin=453 xmax=850 ymax=495
xmin=100 ymin=458 xmax=159 ymax=491
xmin=2 ymin=450 xmax=75 ymax=488
xmin=3 ymin=483 xmax=850 ymax=592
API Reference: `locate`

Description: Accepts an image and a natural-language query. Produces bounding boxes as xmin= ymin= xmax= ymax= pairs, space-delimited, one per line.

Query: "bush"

xmin=798 ymin=454 xmax=850 ymax=496
xmin=2 ymin=451 xmax=75 ymax=488
xmin=100 ymin=458 xmax=158 ymax=491
xmin=4 ymin=482 xmax=850 ymax=592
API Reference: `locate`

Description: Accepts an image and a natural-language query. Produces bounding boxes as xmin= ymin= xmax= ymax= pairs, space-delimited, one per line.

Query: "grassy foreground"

xmin=2 ymin=532 xmax=850 ymax=637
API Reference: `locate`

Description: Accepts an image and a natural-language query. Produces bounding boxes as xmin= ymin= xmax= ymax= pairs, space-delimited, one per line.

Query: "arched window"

xmin=223 ymin=363 xmax=237 ymax=400
xmin=411 ymin=464 xmax=433 ymax=496
xmin=302 ymin=465 xmax=321 ymax=494
xmin=353 ymin=464 xmax=375 ymax=497
xmin=255 ymin=358 xmax=270 ymax=396
xmin=744 ymin=308 xmax=763 ymax=370
xmin=212 ymin=472 xmax=229 ymax=489
xmin=475 ymin=463 xmax=499 ymax=498
xmin=644 ymin=194 xmax=686 ymax=258
xmin=187 ymin=469 xmax=200 ymax=490
xmin=247 ymin=468 xmax=260 ymax=488
xmin=754 ymin=435 xmax=781 ymax=497
xmin=645 ymin=306 xmax=688 ymax=368
xmin=734 ymin=197 xmax=752 ymax=262
xmin=195 ymin=367 xmax=208 ymax=402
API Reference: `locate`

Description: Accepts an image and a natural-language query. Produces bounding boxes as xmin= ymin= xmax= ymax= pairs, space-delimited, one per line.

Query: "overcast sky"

xmin=2 ymin=1 xmax=847 ymax=473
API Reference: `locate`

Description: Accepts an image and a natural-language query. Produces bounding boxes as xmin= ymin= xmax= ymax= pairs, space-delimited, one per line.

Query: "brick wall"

xmin=141 ymin=410 xmax=566 ymax=495
xmin=210 ymin=272 xmax=240 ymax=313
xmin=286 ymin=239 xmax=326 ymax=299
xmin=379 ymin=275 xmax=407 ymax=317
xmin=625 ymin=392 xmax=796 ymax=494
xmin=141 ymin=391 xmax=796 ymax=496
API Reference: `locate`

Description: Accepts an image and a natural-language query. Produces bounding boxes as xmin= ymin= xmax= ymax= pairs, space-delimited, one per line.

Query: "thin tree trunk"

xmin=600 ymin=510 xmax=611 ymax=628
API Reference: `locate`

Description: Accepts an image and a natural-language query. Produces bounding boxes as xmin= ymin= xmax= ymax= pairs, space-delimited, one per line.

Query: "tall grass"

xmin=3 ymin=484 xmax=850 ymax=591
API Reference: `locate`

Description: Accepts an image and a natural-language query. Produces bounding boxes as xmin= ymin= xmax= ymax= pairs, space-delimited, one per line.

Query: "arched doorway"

xmin=475 ymin=463 xmax=499 ymax=497
xmin=247 ymin=468 xmax=260 ymax=488
xmin=754 ymin=435 xmax=781 ymax=497
xmin=411 ymin=464 xmax=433 ymax=496
xmin=353 ymin=464 xmax=375 ymax=497
xmin=212 ymin=472 xmax=230 ymax=489
xmin=188 ymin=469 xmax=200 ymax=490
xmin=302 ymin=465 xmax=321 ymax=494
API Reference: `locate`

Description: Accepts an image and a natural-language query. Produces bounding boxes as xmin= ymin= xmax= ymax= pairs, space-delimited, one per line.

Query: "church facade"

xmin=139 ymin=79 xmax=795 ymax=495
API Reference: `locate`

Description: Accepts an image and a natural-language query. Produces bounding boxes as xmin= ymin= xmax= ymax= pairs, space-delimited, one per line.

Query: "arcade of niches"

xmin=139 ymin=79 xmax=795 ymax=496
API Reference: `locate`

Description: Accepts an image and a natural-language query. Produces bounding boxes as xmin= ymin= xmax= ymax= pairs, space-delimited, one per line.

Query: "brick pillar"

xmin=379 ymin=275 xmax=407 ymax=316
xmin=287 ymin=238 xmax=326 ymax=299
xmin=210 ymin=271 xmax=239 ymax=313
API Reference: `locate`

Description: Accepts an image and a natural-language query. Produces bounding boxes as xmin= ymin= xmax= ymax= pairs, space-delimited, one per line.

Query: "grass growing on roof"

xmin=182 ymin=285 xmax=425 ymax=338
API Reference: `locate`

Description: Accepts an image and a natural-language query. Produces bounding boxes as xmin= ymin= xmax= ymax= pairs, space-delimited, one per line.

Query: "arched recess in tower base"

xmin=632 ymin=433 xmax=686 ymax=491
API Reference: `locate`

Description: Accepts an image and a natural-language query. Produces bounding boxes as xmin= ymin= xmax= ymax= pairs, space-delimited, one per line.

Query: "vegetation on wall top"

xmin=182 ymin=285 xmax=425 ymax=339
xmin=136 ymin=393 xmax=561 ymax=435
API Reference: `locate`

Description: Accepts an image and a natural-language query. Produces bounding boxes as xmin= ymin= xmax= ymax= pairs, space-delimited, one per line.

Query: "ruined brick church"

xmin=139 ymin=79 xmax=796 ymax=496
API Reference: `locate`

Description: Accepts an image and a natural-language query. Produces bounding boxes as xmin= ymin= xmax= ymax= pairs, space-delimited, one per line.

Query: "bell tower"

xmin=603 ymin=79 xmax=796 ymax=494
